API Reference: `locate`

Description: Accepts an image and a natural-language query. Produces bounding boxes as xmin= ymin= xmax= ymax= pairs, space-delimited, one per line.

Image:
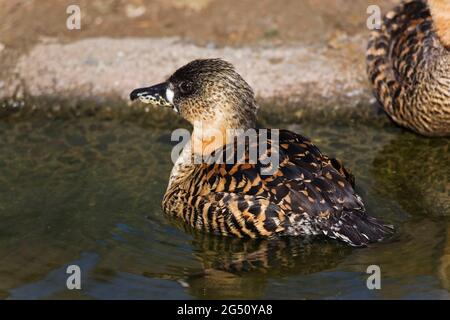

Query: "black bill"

xmin=129 ymin=82 xmax=172 ymax=107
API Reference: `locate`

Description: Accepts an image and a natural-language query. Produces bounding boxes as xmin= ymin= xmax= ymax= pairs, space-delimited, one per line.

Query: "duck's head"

xmin=130 ymin=59 xmax=258 ymax=130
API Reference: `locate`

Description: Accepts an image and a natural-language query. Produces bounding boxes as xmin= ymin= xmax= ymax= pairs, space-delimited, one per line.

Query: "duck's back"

xmin=367 ymin=0 xmax=450 ymax=136
xmin=163 ymin=129 xmax=393 ymax=246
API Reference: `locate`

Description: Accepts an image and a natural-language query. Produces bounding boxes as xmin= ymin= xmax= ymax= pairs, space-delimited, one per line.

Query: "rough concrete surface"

xmin=3 ymin=36 xmax=371 ymax=107
xmin=0 ymin=0 xmax=400 ymax=113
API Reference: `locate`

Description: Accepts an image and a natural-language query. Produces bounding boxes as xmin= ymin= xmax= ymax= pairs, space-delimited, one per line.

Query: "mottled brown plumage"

xmin=367 ymin=0 xmax=450 ymax=136
xmin=131 ymin=59 xmax=393 ymax=246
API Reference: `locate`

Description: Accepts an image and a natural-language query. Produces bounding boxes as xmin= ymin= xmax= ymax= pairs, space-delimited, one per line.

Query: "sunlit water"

xmin=0 ymin=113 xmax=449 ymax=299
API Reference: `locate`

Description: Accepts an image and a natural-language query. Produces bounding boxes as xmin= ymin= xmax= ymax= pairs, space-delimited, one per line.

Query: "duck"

xmin=130 ymin=58 xmax=394 ymax=246
xmin=367 ymin=0 xmax=450 ymax=136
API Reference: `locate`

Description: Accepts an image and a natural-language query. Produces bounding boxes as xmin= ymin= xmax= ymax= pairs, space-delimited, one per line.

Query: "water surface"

xmin=0 ymin=113 xmax=449 ymax=299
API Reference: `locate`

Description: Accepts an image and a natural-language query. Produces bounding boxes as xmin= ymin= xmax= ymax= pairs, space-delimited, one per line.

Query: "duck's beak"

xmin=129 ymin=82 xmax=173 ymax=108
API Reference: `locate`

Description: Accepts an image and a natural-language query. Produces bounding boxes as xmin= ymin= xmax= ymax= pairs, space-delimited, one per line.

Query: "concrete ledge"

xmin=1 ymin=36 xmax=374 ymax=111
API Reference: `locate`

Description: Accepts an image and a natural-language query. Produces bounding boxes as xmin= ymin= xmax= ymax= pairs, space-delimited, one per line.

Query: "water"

xmin=0 ymin=113 xmax=449 ymax=299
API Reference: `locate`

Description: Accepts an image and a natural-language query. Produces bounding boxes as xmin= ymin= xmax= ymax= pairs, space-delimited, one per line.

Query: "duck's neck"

xmin=167 ymin=119 xmax=255 ymax=190
xmin=191 ymin=124 xmax=234 ymax=156
xmin=429 ymin=0 xmax=450 ymax=48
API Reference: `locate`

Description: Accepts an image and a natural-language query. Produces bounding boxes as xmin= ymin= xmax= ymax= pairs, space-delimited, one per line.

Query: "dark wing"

xmin=177 ymin=129 xmax=393 ymax=246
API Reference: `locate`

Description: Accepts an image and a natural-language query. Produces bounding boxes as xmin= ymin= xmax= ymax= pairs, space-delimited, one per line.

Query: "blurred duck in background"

xmin=367 ymin=0 xmax=450 ymax=136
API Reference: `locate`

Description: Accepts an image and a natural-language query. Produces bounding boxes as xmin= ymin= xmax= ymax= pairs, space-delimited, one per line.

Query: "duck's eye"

xmin=178 ymin=81 xmax=193 ymax=95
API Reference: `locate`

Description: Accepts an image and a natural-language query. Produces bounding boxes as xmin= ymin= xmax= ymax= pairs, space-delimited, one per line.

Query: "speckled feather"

xmin=367 ymin=0 xmax=450 ymax=136
xmin=163 ymin=129 xmax=393 ymax=246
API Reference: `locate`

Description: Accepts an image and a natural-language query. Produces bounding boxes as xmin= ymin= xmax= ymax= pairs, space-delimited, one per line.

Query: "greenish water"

xmin=0 ymin=113 xmax=449 ymax=299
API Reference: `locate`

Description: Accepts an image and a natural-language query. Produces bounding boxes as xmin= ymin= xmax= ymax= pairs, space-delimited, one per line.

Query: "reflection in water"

xmin=168 ymin=224 xmax=351 ymax=299
xmin=371 ymin=133 xmax=450 ymax=293
xmin=372 ymin=133 xmax=449 ymax=216
xmin=0 ymin=115 xmax=449 ymax=299
xmin=440 ymin=225 xmax=450 ymax=291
